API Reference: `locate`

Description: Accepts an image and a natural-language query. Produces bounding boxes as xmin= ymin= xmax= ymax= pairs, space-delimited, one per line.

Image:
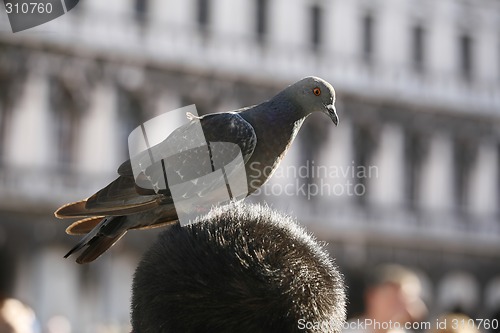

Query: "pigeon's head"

xmin=287 ymin=76 xmax=339 ymax=126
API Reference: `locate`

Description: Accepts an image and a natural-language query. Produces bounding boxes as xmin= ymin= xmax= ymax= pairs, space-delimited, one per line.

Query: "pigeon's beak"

xmin=326 ymin=104 xmax=339 ymax=126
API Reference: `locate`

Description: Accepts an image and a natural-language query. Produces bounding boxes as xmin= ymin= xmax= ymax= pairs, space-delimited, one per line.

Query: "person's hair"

xmin=363 ymin=264 xmax=427 ymax=322
xmin=366 ymin=263 xmax=421 ymax=290
xmin=131 ymin=203 xmax=346 ymax=333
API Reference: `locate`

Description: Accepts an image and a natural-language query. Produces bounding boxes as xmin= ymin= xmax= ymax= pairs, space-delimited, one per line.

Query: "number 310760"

xmin=5 ymin=2 xmax=53 ymax=14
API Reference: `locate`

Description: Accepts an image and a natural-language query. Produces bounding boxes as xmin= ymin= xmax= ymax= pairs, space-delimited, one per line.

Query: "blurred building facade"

xmin=0 ymin=0 xmax=500 ymax=331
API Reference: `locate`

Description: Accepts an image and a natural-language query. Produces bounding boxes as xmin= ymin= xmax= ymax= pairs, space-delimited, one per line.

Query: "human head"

xmin=364 ymin=264 xmax=427 ymax=327
xmin=131 ymin=203 xmax=346 ymax=333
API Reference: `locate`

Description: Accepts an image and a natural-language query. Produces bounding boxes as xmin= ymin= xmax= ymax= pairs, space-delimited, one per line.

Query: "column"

xmin=96 ymin=253 xmax=137 ymax=328
xmin=317 ymin=116 xmax=354 ymax=205
xmin=378 ymin=0 xmax=407 ymax=67
xmin=150 ymin=0 xmax=196 ymax=27
xmin=475 ymin=7 xmax=499 ymax=83
xmin=75 ymin=83 xmax=120 ymax=174
xmin=34 ymin=247 xmax=79 ymax=329
xmin=419 ymin=132 xmax=454 ymax=211
xmin=468 ymin=140 xmax=498 ymax=216
xmin=428 ymin=0 xmax=455 ymax=75
xmin=5 ymin=72 xmax=54 ymax=168
xmin=369 ymin=123 xmax=404 ymax=207
xmin=272 ymin=0 xmax=305 ymax=47
xmin=329 ymin=0 xmax=358 ymax=59
xmin=212 ymin=0 xmax=252 ymax=37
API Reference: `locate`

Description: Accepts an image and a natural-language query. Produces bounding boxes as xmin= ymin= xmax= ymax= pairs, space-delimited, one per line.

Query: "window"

xmin=310 ymin=5 xmax=322 ymax=51
xmin=412 ymin=25 xmax=425 ymax=72
xmin=404 ymin=131 xmax=426 ymax=209
xmin=256 ymin=0 xmax=268 ymax=42
xmin=197 ymin=0 xmax=210 ymax=30
xmin=362 ymin=13 xmax=374 ymax=62
xmin=50 ymin=78 xmax=80 ymax=167
xmin=453 ymin=138 xmax=476 ymax=209
xmin=459 ymin=34 xmax=473 ymax=80
xmin=0 ymin=107 xmax=8 ymax=165
xmin=135 ymin=0 xmax=148 ymax=24
xmin=0 ymin=79 xmax=9 ymax=165
xmin=118 ymin=89 xmax=144 ymax=161
xmin=352 ymin=124 xmax=376 ymax=205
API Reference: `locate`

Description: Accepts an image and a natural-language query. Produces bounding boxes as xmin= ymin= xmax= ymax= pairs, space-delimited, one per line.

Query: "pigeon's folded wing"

xmin=136 ymin=112 xmax=257 ymax=199
xmin=58 ymin=112 xmax=257 ymax=218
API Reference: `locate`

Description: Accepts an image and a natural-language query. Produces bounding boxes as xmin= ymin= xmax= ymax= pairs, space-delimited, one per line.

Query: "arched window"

xmin=352 ymin=122 xmax=377 ymax=204
xmin=0 ymin=78 xmax=11 ymax=166
xmin=361 ymin=13 xmax=375 ymax=63
xmin=49 ymin=77 xmax=82 ymax=170
xmin=459 ymin=33 xmax=473 ymax=81
xmin=135 ymin=0 xmax=148 ymax=25
xmin=411 ymin=25 xmax=425 ymax=72
xmin=404 ymin=131 xmax=427 ymax=210
xmin=255 ymin=0 xmax=268 ymax=43
xmin=117 ymin=88 xmax=145 ymax=162
xmin=196 ymin=0 xmax=210 ymax=31
xmin=310 ymin=4 xmax=322 ymax=51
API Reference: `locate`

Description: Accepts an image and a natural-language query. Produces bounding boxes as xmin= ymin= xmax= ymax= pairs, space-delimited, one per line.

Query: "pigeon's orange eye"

xmin=313 ymin=87 xmax=321 ymax=96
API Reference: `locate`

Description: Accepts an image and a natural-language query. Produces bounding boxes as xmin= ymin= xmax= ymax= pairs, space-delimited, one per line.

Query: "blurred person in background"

xmin=345 ymin=264 xmax=427 ymax=333
xmin=0 ymin=296 xmax=39 ymax=333
xmin=490 ymin=309 xmax=500 ymax=333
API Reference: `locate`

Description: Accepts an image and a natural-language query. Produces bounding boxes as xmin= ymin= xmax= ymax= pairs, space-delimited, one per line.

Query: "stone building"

xmin=0 ymin=0 xmax=499 ymax=331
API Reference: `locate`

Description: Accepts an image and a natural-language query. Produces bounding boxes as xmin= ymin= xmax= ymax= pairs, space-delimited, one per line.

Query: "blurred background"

xmin=0 ymin=0 xmax=500 ymax=332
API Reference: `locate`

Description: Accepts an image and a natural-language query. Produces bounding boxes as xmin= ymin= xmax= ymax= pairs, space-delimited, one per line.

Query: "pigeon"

xmin=55 ymin=76 xmax=339 ymax=264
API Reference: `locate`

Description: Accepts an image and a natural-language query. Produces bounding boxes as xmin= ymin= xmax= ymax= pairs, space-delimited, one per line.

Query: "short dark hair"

xmin=131 ymin=203 xmax=346 ymax=333
xmin=365 ymin=264 xmax=421 ymax=290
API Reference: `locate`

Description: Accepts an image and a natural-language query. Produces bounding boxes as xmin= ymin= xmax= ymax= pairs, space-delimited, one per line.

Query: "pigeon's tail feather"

xmin=130 ymin=219 xmax=178 ymax=231
xmin=66 ymin=216 xmax=105 ymax=235
xmin=65 ymin=216 xmax=129 ymax=264
xmin=75 ymin=231 xmax=127 ymax=264
xmin=55 ymin=198 xmax=160 ymax=218
xmin=55 ymin=200 xmax=88 ymax=218
xmin=64 ymin=239 xmax=88 ymax=259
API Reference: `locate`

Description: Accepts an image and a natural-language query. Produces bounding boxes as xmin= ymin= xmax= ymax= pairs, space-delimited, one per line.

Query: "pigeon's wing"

xmin=143 ymin=142 xmax=242 ymax=201
xmin=77 ymin=119 xmax=208 ymax=213
xmin=86 ymin=176 xmax=158 ymax=209
xmin=201 ymin=112 xmax=258 ymax=164
xmin=116 ymin=114 xmax=212 ymax=179
xmin=139 ymin=112 xmax=257 ymax=200
xmin=66 ymin=216 xmax=104 ymax=235
xmin=116 ymin=107 xmax=256 ymax=177
xmin=100 ymin=112 xmax=256 ymax=197
xmin=55 ymin=176 xmax=163 ymax=218
xmin=57 ymin=112 xmax=256 ymax=218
